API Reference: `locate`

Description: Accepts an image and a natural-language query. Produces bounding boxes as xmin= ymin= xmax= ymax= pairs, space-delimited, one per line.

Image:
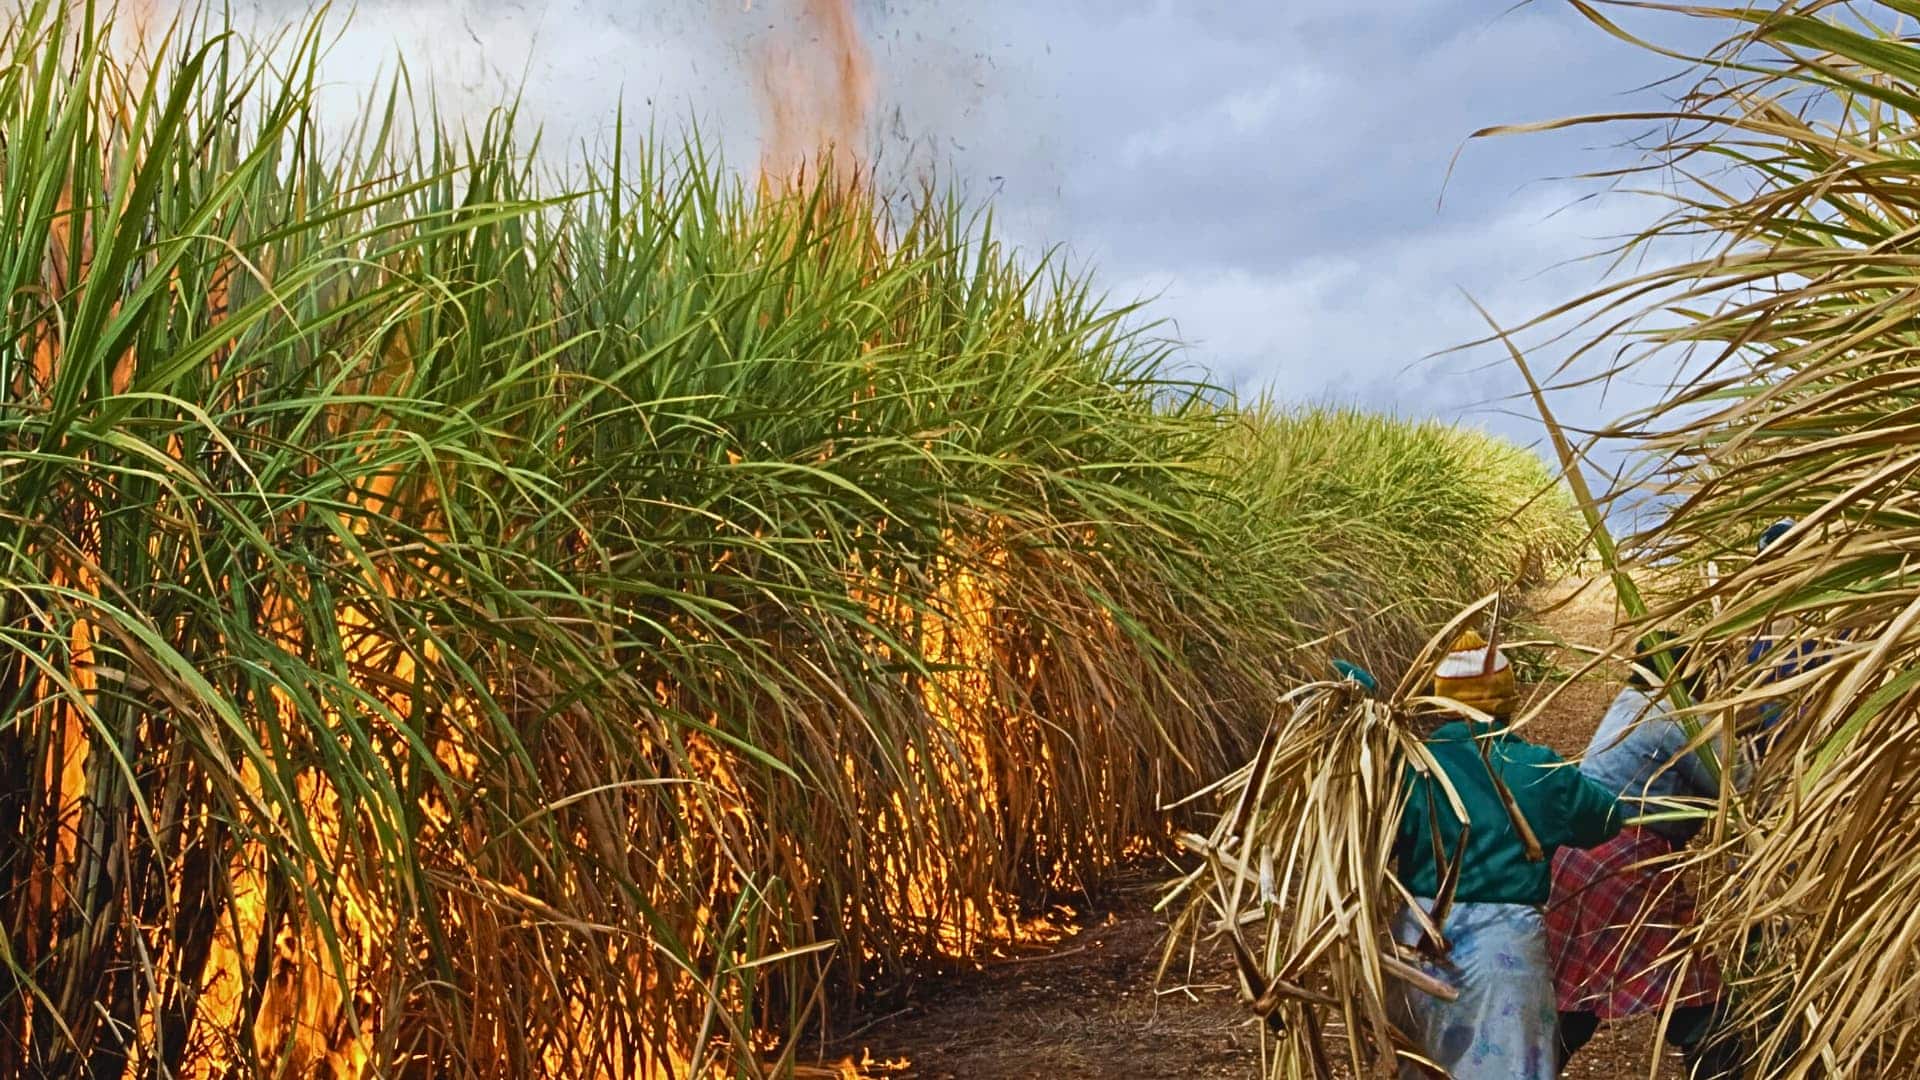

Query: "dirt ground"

xmin=809 ymin=877 xmax=1259 ymax=1079
xmin=812 ymin=578 xmax=1691 ymax=1079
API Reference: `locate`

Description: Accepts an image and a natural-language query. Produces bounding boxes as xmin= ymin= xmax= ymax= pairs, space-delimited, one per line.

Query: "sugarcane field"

xmin=4 ymin=0 xmax=1919 ymax=1076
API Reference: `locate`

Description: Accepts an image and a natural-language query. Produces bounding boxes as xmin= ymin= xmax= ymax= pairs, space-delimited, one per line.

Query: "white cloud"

xmin=233 ymin=0 xmax=768 ymax=165
xmin=1119 ymin=66 xmax=1333 ymax=168
xmin=1112 ymin=185 xmax=1684 ymax=453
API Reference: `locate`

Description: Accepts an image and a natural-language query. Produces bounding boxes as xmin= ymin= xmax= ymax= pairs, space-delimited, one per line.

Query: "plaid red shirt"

xmin=1545 ymin=826 xmax=1723 ymax=1019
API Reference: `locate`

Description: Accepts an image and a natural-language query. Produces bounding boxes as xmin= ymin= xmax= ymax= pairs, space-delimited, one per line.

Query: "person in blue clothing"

xmin=1745 ymin=518 xmax=1830 ymax=750
xmin=1387 ymin=629 xmax=1624 ymax=1080
xmin=1549 ymin=639 xmax=1747 ymax=1077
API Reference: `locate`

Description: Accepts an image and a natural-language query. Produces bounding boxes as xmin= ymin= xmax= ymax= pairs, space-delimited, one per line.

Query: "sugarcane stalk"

xmin=1473 ymin=594 xmax=1547 ymax=861
xmin=1424 ymin=820 xmax=1468 ymax=954
xmin=1380 ymin=951 xmax=1461 ymax=1003
xmin=1300 ymin=1004 xmax=1336 ymax=1080
xmin=1480 ymin=733 xmax=1546 ymax=862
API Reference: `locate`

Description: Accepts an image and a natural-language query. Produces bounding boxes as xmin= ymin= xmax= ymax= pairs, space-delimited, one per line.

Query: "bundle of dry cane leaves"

xmin=1163 ymin=597 xmax=1568 ymax=1078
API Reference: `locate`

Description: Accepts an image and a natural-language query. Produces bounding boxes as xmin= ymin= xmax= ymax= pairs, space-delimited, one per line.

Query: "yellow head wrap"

xmin=1432 ymin=628 xmax=1516 ymax=717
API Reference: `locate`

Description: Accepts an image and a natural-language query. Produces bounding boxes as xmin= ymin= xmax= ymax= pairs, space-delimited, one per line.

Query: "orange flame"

xmin=753 ymin=0 xmax=873 ymax=192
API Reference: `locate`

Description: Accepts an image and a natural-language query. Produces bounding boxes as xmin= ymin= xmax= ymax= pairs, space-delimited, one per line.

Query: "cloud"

xmin=1111 ymin=184 xmax=1682 ymax=450
xmin=1118 ymin=66 xmax=1336 ymax=170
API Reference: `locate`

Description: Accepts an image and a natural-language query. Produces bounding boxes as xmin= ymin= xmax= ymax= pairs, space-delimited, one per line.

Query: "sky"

xmin=224 ymin=0 xmax=1726 ymax=495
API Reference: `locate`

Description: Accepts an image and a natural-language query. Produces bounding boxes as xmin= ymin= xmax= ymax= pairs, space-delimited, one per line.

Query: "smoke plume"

xmin=751 ymin=0 xmax=873 ymax=189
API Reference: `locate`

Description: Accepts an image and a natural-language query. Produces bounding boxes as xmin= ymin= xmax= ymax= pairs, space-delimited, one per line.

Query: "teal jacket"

xmin=1394 ymin=720 xmax=1622 ymax=905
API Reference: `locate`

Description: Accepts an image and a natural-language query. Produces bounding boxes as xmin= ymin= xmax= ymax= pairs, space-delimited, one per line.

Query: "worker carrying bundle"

xmin=1389 ymin=629 xmax=1624 ymax=1080
xmin=1545 ymin=638 xmax=1745 ymax=1078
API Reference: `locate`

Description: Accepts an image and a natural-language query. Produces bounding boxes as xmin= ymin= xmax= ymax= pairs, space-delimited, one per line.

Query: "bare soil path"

xmin=819 ymin=578 xmax=1687 ymax=1079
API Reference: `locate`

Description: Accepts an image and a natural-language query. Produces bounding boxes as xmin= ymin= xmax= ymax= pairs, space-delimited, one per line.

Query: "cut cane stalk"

xmin=1424 ymin=820 xmax=1469 ymax=957
xmin=1478 ymin=595 xmax=1547 ymax=862
xmin=1380 ymin=951 xmax=1460 ymax=1003
xmin=1480 ymin=737 xmax=1546 ymax=862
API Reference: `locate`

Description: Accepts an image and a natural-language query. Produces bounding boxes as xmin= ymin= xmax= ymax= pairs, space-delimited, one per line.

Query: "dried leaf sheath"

xmin=1168 ymin=673 xmax=1473 ymax=1076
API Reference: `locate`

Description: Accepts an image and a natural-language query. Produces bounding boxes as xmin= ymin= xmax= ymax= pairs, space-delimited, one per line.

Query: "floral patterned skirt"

xmin=1390 ymin=899 xmax=1558 ymax=1080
